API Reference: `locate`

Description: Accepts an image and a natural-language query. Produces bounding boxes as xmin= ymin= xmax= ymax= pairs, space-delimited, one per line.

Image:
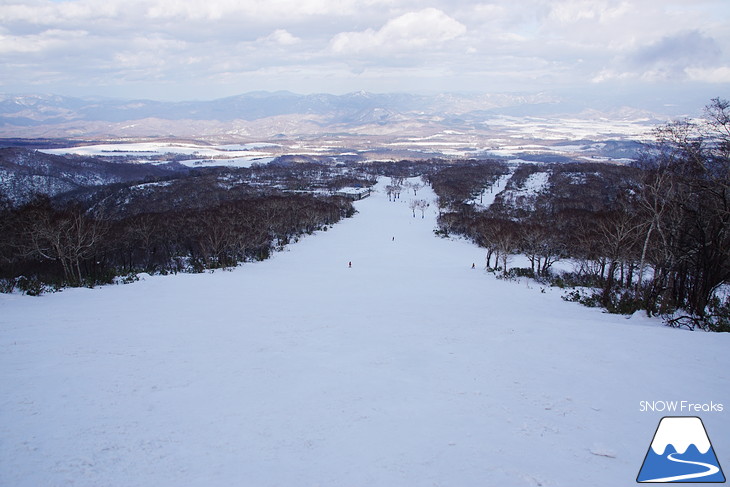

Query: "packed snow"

xmin=469 ymin=171 xmax=514 ymax=210
xmin=494 ymin=170 xmax=551 ymax=212
xmin=518 ymin=171 xmax=551 ymax=195
xmin=1 ymin=178 xmax=728 ymax=487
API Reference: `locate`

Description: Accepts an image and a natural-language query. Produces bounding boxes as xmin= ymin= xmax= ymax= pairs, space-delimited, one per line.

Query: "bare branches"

xmin=2 ymin=193 xmax=354 ymax=289
xmin=430 ymin=101 xmax=730 ymax=329
xmin=14 ymin=199 xmax=107 ymax=284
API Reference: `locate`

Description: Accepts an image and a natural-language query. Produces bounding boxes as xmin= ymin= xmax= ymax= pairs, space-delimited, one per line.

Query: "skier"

xmin=348 ymin=261 xmax=352 ymax=268
xmin=471 ymin=263 xmax=475 ymax=269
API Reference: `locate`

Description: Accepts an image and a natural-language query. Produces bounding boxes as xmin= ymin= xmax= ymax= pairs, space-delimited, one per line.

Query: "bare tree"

xmin=517 ymin=222 xmax=564 ymax=277
xmin=415 ymin=199 xmax=429 ymax=218
xmin=592 ymin=202 xmax=643 ymax=306
xmin=409 ymin=199 xmax=418 ymax=217
xmin=20 ymin=201 xmax=107 ymax=284
xmin=385 ymin=185 xmax=401 ymax=202
xmin=634 ymin=98 xmax=730 ymax=326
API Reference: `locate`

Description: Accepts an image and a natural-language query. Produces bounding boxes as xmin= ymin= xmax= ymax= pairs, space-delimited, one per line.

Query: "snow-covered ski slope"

xmin=1 ymin=178 xmax=728 ymax=487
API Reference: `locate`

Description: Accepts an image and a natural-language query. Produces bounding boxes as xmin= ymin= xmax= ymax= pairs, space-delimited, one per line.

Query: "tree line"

xmin=432 ymin=99 xmax=730 ymax=332
xmin=0 ymin=164 xmax=361 ymax=294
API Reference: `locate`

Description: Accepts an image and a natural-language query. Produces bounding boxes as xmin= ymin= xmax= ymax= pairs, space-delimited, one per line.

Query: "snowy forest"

xmin=432 ymin=98 xmax=730 ymax=332
xmin=1 ymin=99 xmax=729 ymax=331
xmin=0 ymin=163 xmax=371 ymax=293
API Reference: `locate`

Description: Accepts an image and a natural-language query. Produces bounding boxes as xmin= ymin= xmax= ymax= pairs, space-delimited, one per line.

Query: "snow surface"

xmin=178 ymin=157 xmax=276 ymax=168
xmin=485 ymin=115 xmax=656 ymax=141
xmin=469 ymin=171 xmax=513 ymax=210
xmin=39 ymin=142 xmax=280 ymax=168
xmin=495 ymin=170 xmax=551 ymax=212
xmin=1 ymin=178 xmax=728 ymax=487
xmin=519 ymin=171 xmax=550 ymax=195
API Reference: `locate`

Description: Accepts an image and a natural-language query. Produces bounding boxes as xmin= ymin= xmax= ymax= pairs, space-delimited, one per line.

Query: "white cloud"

xmin=591 ymin=30 xmax=727 ymax=84
xmin=686 ymin=66 xmax=730 ymax=83
xmin=0 ymin=29 xmax=88 ymax=55
xmin=262 ymin=29 xmax=302 ymax=46
xmin=113 ymin=50 xmax=164 ymax=70
xmin=0 ymin=0 xmax=728 ymax=100
xmin=330 ymin=8 xmax=466 ymax=54
xmin=0 ymin=0 xmax=394 ymax=24
xmin=469 ymin=4 xmax=509 ymax=21
xmin=0 ymin=0 xmax=121 ymax=24
xmin=547 ymin=0 xmax=631 ymax=24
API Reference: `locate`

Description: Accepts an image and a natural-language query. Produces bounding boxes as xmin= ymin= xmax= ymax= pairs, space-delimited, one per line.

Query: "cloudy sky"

xmin=1 ymin=0 xmax=729 ymax=102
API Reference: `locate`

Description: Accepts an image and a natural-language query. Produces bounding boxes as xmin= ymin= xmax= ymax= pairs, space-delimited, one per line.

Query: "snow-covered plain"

xmin=484 ymin=115 xmax=656 ymax=141
xmin=40 ymin=142 xmax=281 ymax=168
xmin=1 ymin=179 xmax=728 ymax=487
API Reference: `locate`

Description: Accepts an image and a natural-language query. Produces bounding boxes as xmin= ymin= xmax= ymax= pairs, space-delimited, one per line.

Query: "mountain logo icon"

xmin=637 ymin=416 xmax=726 ymax=483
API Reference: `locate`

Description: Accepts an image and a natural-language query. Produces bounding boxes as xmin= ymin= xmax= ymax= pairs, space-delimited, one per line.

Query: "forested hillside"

xmin=432 ymin=99 xmax=730 ymax=331
xmin=0 ymin=162 xmax=374 ymax=292
xmin=0 ymin=147 xmax=187 ymax=206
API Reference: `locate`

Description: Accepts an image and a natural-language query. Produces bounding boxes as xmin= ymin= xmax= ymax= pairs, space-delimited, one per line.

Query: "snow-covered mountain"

xmin=0 ymin=91 xmax=555 ymax=123
xmin=0 ymin=91 xmax=669 ymax=139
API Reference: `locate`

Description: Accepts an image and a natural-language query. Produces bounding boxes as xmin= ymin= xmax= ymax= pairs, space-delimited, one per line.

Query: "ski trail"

xmin=3 ymin=176 xmax=729 ymax=487
xmin=472 ymin=170 xmax=513 ymax=209
xmin=640 ymin=453 xmax=720 ymax=483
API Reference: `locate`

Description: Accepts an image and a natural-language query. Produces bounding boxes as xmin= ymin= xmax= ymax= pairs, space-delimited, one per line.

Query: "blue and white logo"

xmin=637 ymin=416 xmax=725 ymax=483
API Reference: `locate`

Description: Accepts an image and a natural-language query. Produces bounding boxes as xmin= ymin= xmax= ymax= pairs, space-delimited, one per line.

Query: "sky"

xmin=0 ymin=0 xmax=729 ymax=103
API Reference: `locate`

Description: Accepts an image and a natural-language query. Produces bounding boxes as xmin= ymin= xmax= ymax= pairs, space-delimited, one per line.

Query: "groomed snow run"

xmin=1 ymin=178 xmax=728 ymax=487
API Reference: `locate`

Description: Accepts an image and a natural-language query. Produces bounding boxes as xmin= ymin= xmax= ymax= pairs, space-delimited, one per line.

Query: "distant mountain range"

xmin=0 ymin=91 xmax=560 ymax=123
xmin=0 ymin=91 xmax=668 ymax=140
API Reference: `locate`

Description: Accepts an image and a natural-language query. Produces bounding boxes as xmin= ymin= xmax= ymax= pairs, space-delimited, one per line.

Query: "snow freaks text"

xmin=639 ymin=401 xmax=724 ymax=413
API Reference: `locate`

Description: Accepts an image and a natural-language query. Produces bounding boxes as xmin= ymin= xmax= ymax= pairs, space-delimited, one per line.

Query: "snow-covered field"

xmin=35 ymin=113 xmax=654 ymax=166
xmin=484 ymin=115 xmax=656 ymax=141
xmin=1 ymin=179 xmax=728 ymax=486
xmin=40 ymin=142 xmax=281 ymax=168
